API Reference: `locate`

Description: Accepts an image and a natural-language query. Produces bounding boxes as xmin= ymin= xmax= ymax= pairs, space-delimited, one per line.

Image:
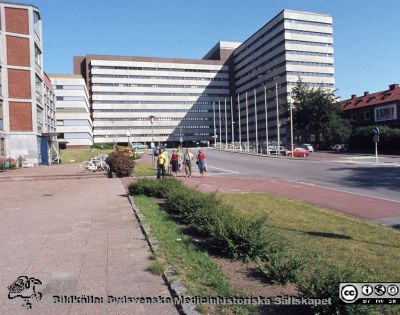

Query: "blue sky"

xmin=20 ymin=0 xmax=400 ymax=99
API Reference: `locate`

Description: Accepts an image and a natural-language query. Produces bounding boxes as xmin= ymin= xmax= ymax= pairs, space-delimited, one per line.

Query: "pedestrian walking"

xmin=171 ymin=149 xmax=179 ymax=177
xmin=156 ymin=148 xmax=166 ymax=179
xmin=183 ymin=148 xmax=194 ymax=177
xmin=196 ymin=149 xmax=207 ymax=178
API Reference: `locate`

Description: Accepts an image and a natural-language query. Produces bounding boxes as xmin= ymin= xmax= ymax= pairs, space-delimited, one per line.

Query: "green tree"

xmin=291 ymin=79 xmax=351 ymax=147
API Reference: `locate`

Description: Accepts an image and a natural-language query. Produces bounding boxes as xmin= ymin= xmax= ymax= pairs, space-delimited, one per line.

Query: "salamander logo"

xmin=7 ymin=276 xmax=43 ymax=309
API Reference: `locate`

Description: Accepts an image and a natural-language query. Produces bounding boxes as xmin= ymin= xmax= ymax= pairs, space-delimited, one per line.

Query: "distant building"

xmin=341 ymin=84 xmax=400 ymax=128
xmin=232 ymin=10 xmax=334 ymax=143
xmin=0 ymin=1 xmax=50 ymax=165
xmin=50 ymin=74 xmax=93 ymax=149
xmin=73 ymin=43 xmax=237 ymax=146
xmin=73 ymin=10 xmax=334 ymax=147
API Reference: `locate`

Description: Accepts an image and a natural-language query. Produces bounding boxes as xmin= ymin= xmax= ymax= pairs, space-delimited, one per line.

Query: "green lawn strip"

xmin=133 ymin=195 xmax=258 ymax=315
xmin=60 ymin=149 xmax=112 ymax=164
xmin=220 ymin=192 xmax=400 ymax=281
xmin=134 ymin=161 xmax=157 ymax=177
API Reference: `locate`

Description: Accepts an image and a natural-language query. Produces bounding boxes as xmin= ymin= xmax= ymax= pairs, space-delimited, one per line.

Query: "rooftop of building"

xmin=48 ymin=74 xmax=83 ymax=78
xmin=0 ymin=1 xmax=39 ymax=10
xmin=233 ymin=9 xmax=332 ymax=56
xmin=202 ymin=41 xmax=242 ymax=60
xmin=341 ymin=84 xmax=400 ymax=110
xmin=74 ymin=53 xmax=229 ymax=66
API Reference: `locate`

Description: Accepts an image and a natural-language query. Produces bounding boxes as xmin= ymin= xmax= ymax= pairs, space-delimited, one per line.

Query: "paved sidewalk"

xmin=0 ymin=166 xmax=177 ymax=314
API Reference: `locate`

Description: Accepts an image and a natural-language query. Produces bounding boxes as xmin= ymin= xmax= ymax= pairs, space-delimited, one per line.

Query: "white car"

xmin=301 ymin=143 xmax=314 ymax=152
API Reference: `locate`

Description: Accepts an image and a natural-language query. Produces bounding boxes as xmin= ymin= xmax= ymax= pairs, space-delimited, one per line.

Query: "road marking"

xmin=289 ymin=180 xmax=400 ymax=204
xmin=207 ymin=166 xmax=239 ymax=174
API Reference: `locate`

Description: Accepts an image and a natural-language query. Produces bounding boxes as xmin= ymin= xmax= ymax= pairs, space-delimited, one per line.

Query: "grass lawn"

xmin=134 ymin=161 xmax=157 ymax=177
xmin=60 ymin=149 xmax=112 ymax=164
xmin=133 ymin=195 xmax=257 ymax=315
xmin=220 ymin=192 xmax=400 ymax=282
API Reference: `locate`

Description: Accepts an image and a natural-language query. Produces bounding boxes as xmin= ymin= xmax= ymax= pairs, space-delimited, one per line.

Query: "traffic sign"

xmin=373 ymin=135 xmax=380 ymax=143
xmin=372 ymin=127 xmax=380 ymax=135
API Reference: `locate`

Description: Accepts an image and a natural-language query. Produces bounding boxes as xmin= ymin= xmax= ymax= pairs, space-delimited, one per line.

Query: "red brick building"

xmin=0 ymin=1 xmax=52 ymax=164
xmin=341 ymin=84 xmax=400 ymax=128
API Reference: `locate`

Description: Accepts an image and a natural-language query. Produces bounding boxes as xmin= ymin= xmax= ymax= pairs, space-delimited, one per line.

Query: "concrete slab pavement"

xmin=0 ymin=165 xmax=177 ymax=315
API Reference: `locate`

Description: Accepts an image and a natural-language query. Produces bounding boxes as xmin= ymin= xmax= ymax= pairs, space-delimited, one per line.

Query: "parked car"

xmin=130 ymin=143 xmax=149 ymax=149
xmin=301 ymin=143 xmax=314 ymax=152
xmin=286 ymin=147 xmax=310 ymax=157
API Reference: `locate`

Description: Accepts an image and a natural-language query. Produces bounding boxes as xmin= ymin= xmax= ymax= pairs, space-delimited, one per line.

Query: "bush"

xmin=128 ymin=177 xmax=183 ymax=198
xmin=298 ymin=262 xmax=375 ymax=315
xmin=165 ymin=189 xmax=219 ymax=221
xmin=212 ymin=212 xmax=273 ymax=261
xmin=349 ymin=125 xmax=400 ymax=153
xmin=106 ymin=151 xmax=135 ymax=177
xmin=259 ymin=249 xmax=308 ymax=284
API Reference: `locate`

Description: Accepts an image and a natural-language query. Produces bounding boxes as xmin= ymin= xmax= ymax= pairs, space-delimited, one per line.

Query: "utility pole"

xmin=238 ymin=93 xmax=242 ymax=150
xmin=230 ymin=95 xmax=234 ymax=148
xmin=245 ymin=91 xmax=249 ymax=153
xmin=264 ymin=85 xmax=269 ymax=155
xmin=224 ymin=98 xmax=228 ymax=148
xmin=275 ymin=81 xmax=280 ymax=156
xmin=218 ymin=100 xmax=222 ymax=149
xmin=254 ymin=88 xmax=258 ymax=154
xmin=213 ymin=102 xmax=216 ymax=147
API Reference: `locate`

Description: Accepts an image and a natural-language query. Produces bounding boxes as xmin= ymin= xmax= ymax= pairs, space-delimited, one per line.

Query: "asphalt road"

xmin=204 ymin=149 xmax=400 ymax=202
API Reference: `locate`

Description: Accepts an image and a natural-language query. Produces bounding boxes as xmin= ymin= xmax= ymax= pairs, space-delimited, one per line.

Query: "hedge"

xmin=349 ymin=125 xmax=400 ymax=153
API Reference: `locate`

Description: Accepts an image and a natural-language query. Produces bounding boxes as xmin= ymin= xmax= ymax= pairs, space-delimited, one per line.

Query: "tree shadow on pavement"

xmin=328 ymin=166 xmax=400 ymax=191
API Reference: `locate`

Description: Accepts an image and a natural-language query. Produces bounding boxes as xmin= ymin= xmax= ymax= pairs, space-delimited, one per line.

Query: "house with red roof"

xmin=341 ymin=84 xmax=400 ymax=128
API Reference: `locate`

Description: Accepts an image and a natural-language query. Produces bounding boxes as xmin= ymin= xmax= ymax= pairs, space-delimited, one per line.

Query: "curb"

xmin=127 ymin=196 xmax=201 ymax=315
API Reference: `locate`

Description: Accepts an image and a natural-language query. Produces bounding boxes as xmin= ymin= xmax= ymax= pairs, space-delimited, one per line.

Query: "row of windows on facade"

xmin=235 ymin=44 xmax=333 ymax=74
xmin=237 ymin=64 xmax=333 ymax=91
xmin=238 ymin=69 xmax=333 ymax=92
xmin=55 ymin=85 xmax=85 ymax=90
xmin=91 ymin=66 xmax=228 ymax=74
xmin=56 ymin=119 xmax=92 ymax=126
xmin=91 ymin=83 xmax=228 ymax=89
xmin=94 ymin=125 xmax=212 ymax=130
xmin=94 ymin=117 xmax=212 ymax=121
xmin=91 ymin=74 xmax=228 ymax=81
xmin=235 ymin=24 xmax=332 ymax=64
xmin=93 ymin=100 xmax=220 ymax=105
xmin=236 ymin=59 xmax=333 ymax=85
xmin=351 ymin=104 xmax=398 ymax=122
xmin=93 ymin=109 xmax=212 ymax=113
xmin=95 ymin=133 xmax=212 ymax=138
xmin=92 ymin=92 xmax=229 ymax=97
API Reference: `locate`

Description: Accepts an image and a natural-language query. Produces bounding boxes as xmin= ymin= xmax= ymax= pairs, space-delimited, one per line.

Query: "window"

xmin=375 ymin=104 xmax=397 ymax=122
xmin=351 ymin=113 xmax=357 ymax=121
xmin=364 ymin=111 xmax=371 ymax=120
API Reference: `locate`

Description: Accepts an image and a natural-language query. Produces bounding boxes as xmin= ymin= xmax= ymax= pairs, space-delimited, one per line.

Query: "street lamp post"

xmin=149 ymin=115 xmax=155 ymax=165
xmin=264 ymin=84 xmax=270 ymax=155
xmin=288 ymin=95 xmax=294 ymax=159
xmin=230 ymin=95 xmax=234 ymax=149
xmin=275 ymin=81 xmax=280 ymax=156
xmin=127 ymin=129 xmax=131 ymax=147
xmin=254 ymin=89 xmax=258 ymax=154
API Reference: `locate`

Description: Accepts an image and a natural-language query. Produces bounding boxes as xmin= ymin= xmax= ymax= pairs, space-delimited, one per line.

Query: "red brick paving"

xmin=0 ymin=164 xmax=177 ymax=315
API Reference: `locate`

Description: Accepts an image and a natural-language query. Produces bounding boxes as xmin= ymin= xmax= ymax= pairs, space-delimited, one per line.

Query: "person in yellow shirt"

xmin=157 ymin=148 xmax=166 ymax=179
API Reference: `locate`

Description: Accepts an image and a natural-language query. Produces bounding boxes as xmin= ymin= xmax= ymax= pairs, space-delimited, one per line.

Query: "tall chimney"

xmin=389 ymin=84 xmax=399 ymax=91
xmin=363 ymin=91 xmax=369 ymax=96
xmin=351 ymin=94 xmax=357 ymax=99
